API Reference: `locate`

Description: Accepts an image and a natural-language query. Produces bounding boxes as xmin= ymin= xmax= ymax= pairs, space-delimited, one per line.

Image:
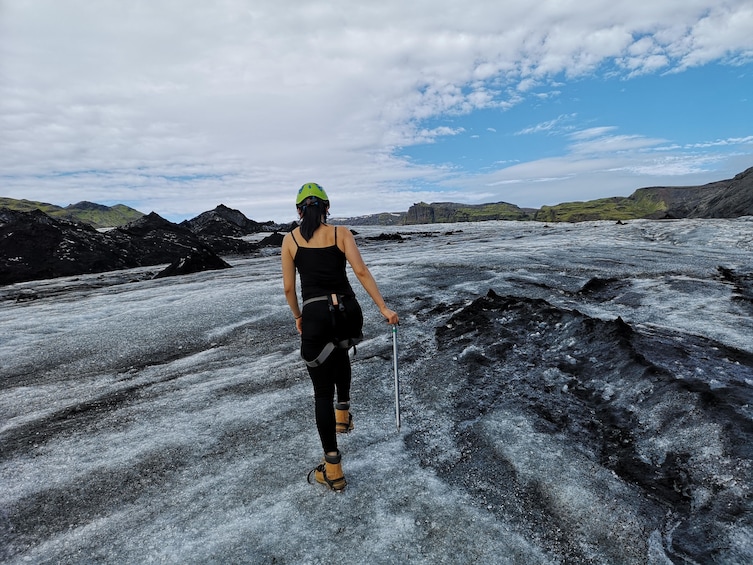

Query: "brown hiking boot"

xmin=335 ymin=403 xmax=354 ymax=434
xmin=307 ymin=451 xmax=347 ymax=492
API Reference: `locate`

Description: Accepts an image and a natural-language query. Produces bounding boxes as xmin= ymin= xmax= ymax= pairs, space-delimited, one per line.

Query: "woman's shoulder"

xmin=333 ymin=224 xmax=356 ymax=250
xmin=322 ymin=223 xmax=351 ymax=241
xmin=333 ymin=224 xmax=353 ymax=236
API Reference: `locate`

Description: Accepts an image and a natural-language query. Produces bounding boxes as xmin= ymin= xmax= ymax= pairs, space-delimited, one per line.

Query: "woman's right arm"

xmin=281 ymin=233 xmax=303 ymax=334
xmin=340 ymin=228 xmax=399 ymax=325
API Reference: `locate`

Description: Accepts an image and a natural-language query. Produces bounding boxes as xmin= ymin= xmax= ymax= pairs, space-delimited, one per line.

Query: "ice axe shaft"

xmin=392 ymin=324 xmax=401 ymax=430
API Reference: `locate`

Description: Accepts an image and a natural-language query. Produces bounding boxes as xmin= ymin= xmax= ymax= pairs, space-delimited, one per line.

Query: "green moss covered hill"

xmin=536 ymin=167 xmax=752 ymax=222
xmin=534 ymin=192 xmax=667 ymax=223
xmin=0 ymin=198 xmax=143 ymax=228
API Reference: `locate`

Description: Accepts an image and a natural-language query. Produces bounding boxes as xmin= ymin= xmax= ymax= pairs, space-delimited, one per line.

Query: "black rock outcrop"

xmin=257 ymin=232 xmax=285 ymax=247
xmin=0 ymin=209 xmax=236 ymax=286
xmin=0 ymin=208 xmax=140 ymax=285
xmin=153 ymin=248 xmax=232 ymax=279
xmin=111 ymin=212 xmax=213 ymax=265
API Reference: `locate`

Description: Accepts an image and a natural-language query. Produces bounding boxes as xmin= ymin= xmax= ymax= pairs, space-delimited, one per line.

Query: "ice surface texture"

xmin=1 ymin=218 xmax=752 ymax=564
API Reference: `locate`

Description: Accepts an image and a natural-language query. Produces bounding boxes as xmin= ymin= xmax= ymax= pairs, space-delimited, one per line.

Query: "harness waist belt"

xmin=302 ymin=295 xmax=329 ymax=307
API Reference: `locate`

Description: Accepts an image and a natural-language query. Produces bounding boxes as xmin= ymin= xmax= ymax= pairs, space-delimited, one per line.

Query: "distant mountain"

xmin=331 ymin=202 xmax=535 ymax=226
xmin=333 ymin=166 xmax=753 ymax=225
xmin=405 ymin=201 xmax=534 ymax=223
xmin=0 ymin=198 xmax=144 ymax=228
xmin=330 ymin=211 xmax=407 ymax=226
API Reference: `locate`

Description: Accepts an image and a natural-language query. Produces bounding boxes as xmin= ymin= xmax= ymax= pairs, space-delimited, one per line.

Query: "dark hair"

xmin=298 ymin=196 xmax=329 ymax=241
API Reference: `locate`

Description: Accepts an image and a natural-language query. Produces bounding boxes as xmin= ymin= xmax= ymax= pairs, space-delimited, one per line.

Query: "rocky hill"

xmin=642 ymin=166 xmax=753 ymax=219
xmin=179 ymin=204 xmax=296 ymax=255
xmin=0 ymin=208 xmax=283 ymax=286
xmin=180 ymin=204 xmax=272 ymax=236
xmin=0 ymin=198 xmax=144 ymax=228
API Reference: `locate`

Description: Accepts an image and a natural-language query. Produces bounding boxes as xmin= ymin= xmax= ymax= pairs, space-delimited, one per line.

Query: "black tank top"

xmin=292 ymin=227 xmax=355 ymax=300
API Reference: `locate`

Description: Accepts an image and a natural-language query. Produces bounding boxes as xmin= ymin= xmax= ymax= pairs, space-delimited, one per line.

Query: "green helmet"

xmin=296 ymin=182 xmax=329 ymax=206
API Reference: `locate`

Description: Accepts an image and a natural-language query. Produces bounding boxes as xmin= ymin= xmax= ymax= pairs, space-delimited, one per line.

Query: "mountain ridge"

xmin=0 ymin=198 xmax=144 ymax=228
xmin=3 ymin=165 xmax=751 ymax=227
xmin=332 ymin=166 xmax=753 ymax=224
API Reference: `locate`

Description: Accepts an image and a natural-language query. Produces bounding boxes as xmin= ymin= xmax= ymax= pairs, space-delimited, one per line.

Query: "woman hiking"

xmin=281 ymin=182 xmax=399 ymax=492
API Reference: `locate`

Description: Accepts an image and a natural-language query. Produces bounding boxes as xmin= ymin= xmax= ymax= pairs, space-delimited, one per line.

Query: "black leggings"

xmin=307 ymin=348 xmax=351 ymax=453
xmin=301 ymin=299 xmax=360 ymax=454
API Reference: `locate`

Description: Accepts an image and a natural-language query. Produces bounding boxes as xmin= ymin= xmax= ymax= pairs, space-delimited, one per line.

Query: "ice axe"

xmin=391 ymin=324 xmax=401 ymax=431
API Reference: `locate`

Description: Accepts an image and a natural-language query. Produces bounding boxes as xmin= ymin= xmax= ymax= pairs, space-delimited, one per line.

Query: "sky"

xmin=1 ymin=0 xmax=752 ymax=224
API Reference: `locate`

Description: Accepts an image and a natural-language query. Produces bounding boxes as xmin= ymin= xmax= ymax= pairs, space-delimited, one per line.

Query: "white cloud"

xmin=568 ymin=127 xmax=619 ymax=140
xmin=687 ymin=136 xmax=753 ymax=148
xmin=517 ymin=114 xmax=578 ymax=136
xmin=568 ymin=134 xmax=667 ymax=155
xmin=1 ymin=0 xmax=752 ymax=220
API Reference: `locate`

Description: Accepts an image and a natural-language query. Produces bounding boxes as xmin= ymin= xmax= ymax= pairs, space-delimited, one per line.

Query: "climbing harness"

xmin=301 ymin=293 xmax=363 ymax=368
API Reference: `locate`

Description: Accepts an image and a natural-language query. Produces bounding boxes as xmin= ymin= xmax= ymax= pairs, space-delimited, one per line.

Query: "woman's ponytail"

xmin=298 ymin=196 xmax=329 ymax=241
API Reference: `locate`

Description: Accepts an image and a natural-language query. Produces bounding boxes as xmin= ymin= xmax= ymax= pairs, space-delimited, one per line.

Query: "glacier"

xmin=1 ymin=218 xmax=752 ymax=564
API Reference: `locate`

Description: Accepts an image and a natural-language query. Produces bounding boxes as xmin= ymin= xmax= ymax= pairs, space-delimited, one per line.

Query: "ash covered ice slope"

xmin=1 ymin=218 xmax=752 ymax=564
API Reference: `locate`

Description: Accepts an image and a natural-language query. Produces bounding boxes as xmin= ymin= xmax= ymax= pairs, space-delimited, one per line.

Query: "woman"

xmin=281 ymin=182 xmax=399 ymax=492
